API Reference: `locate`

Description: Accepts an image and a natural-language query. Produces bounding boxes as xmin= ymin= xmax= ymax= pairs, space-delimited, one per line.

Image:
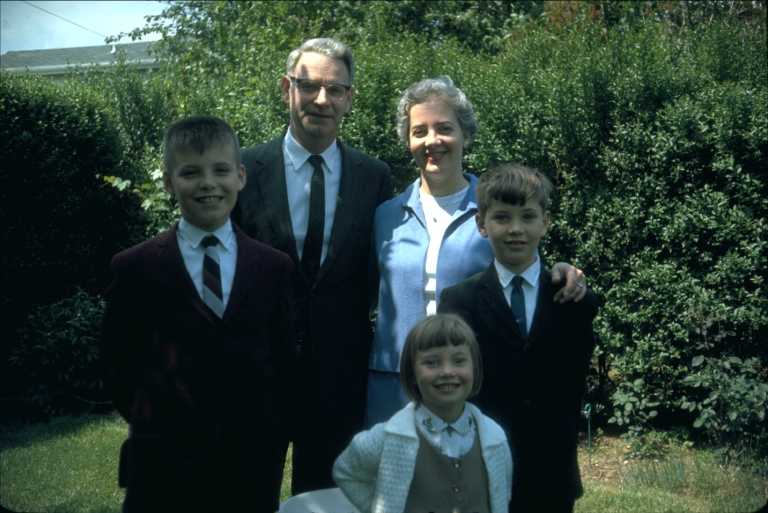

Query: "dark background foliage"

xmin=0 ymin=75 xmax=147 ymax=418
xmin=1 ymin=0 xmax=765 ymax=450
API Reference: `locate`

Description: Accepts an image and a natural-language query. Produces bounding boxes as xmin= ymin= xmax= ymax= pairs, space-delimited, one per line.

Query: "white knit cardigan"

xmin=333 ymin=402 xmax=513 ymax=513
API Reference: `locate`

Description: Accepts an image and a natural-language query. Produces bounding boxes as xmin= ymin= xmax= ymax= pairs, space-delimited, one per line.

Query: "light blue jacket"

xmin=370 ymin=174 xmax=493 ymax=372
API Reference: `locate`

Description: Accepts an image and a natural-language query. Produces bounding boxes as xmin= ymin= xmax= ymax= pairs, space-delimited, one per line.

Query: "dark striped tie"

xmin=201 ymin=235 xmax=225 ymax=317
xmin=510 ymin=275 xmax=527 ymax=337
xmin=302 ymin=155 xmax=325 ymax=282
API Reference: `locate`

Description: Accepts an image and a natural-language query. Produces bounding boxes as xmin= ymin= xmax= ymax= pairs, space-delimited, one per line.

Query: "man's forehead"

xmin=293 ymin=51 xmax=350 ymax=82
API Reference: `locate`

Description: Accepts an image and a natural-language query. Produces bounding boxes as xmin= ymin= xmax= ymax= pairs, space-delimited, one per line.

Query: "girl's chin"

xmin=422 ymin=164 xmax=454 ymax=175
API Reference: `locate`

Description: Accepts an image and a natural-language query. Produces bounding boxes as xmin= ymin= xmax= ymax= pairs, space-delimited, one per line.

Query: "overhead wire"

xmin=21 ymin=1 xmax=108 ymax=40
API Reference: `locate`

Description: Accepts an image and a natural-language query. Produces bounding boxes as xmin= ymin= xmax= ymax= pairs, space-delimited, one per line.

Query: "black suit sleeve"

xmin=571 ymin=289 xmax=600 ymax=390
xmin=438 ymin=284 xmax=475 ymax=326
xmin=377 ymin=164 xmax=394 ymax=205
xmin=270 ymin=254 xmax=299 ymax=433
xmin=101 ymin=255 xmax=139 ymax=421
xmin=367 ymin=164 xmax=395 ymax=311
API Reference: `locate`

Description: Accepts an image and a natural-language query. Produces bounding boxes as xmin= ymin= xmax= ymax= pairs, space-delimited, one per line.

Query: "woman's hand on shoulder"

xmin=551 ymin=262 xmax=587 ymax=303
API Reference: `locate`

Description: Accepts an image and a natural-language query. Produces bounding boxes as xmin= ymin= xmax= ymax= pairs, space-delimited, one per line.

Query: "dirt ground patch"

xmin=578 ymin=434 xmax=635 ymax=485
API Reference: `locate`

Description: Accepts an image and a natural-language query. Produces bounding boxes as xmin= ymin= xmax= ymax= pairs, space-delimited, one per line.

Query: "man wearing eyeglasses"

xmin=233 ymin=38 xmax=393 ymax=509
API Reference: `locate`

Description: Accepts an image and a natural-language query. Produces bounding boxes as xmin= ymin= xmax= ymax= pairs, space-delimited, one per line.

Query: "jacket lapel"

xmin=158 ymin=225 xmax=219 ymax=324
xmin=316 ymin=141 xmax=356 ymax=282
xmin=477 ymin=265 xmax=522 ymax=339
xmin=255 ymin=136 xmax=299 ymax=263
xmin=527 ymin=269 xmax=554 ymax=347
xmin=223 ymin=226 xmax=257 ymax=321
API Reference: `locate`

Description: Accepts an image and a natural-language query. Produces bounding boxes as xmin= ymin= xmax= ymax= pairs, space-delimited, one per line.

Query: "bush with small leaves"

xmin=9 ymin=289 xmax=108 ymax=416
xmin=0 ymin=74 xmax=147 ymax=413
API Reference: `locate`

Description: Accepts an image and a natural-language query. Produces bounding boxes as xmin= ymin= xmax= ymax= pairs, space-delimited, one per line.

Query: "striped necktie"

xmin=201 ymin=235 xmax=225 ymax=318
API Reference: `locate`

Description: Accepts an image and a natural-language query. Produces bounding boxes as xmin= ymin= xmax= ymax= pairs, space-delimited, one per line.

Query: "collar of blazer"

xmin=155 ymin=223 xmax=258 ymax=324
xmin=247 ymin=133 xmax=366 ymax=284
xmin=477 ymin=264 xmax=556 ymax=348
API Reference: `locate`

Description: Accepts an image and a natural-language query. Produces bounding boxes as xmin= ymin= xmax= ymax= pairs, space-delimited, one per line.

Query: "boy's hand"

xmin=551 ymin=262 xmax=586 ymax=303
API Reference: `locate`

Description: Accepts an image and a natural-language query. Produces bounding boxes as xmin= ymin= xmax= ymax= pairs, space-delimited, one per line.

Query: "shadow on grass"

xmin=0 ymin=411 xmax=125 ymax=452
xmin=0 ymin=413 xmax=125 ymax=513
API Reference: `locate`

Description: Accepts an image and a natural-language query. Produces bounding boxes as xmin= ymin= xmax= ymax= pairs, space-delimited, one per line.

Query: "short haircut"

xmin=396 ymin=76 xmax=477 ymax=148
xmin=400 ymin=313 xmax=483 ymax=403
xmin=163 ymin=115 xmax=241 ymax=173
xmin=476 ymin=162 xmax=554 ymax=218
xmin=286 ymin=37 xmax=354 ymax=84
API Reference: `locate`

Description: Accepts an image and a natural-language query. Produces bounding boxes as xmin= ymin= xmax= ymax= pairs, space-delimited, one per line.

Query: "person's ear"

xmin=475 ymin=212 xmax=487 ymax=238
xmin=237 ymin=164 xmax=246 ymax=190
xmin=543 ymin=211 xmax=551 ymax=234
xmin=280 ymin=76 xmax=291 ymax=104
xmin=162 ymin=171 xmax=174 ymax=195
xmin=345 ymin=86 xmax=355 ymax=114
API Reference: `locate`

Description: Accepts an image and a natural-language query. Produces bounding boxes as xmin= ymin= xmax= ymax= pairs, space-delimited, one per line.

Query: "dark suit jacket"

xmin=233 ymin=136 xmax=393 ymax=437
xmin=439 ymin=264 xmax=598 ymax=508
xmin=101 ymin=224 xmax=295 ymax=511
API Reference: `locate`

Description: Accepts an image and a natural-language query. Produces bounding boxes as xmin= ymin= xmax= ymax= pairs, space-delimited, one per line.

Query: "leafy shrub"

xmin=71 ymin=61 xmax=175 ymax=181
xmin=681 ymin=355 xmax=768 ymax=449
xmin=9 ymin=289 xmax=107 ymax=416
xmin=4 ymin=4 xmax=765 ymax=442
xmin=562 ymin=32 xmax=767 ymax=444
xmin=0 ymin=74 xmax=147 ymax=411
xmin=110 ymin=12 xmax=768 ymax=445
xmin=623 ymin=429 xmax=693 ymax=460
xmin=63 ymin=63 xmax=181 ymax=235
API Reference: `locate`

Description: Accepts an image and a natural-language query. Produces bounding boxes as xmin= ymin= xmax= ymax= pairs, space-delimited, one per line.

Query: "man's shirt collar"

xmin=284 ymin=128 xmax=340 ymax=173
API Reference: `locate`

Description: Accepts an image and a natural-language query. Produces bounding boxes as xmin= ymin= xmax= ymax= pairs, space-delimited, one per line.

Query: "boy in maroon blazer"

xmin=438 ymin=163 xmax=599 ymax=513
xmin=102 ymin=116 xmax=296 ymax=513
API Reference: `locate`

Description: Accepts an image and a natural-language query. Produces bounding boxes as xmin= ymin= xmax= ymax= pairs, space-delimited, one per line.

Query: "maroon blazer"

xmin=101 ymin=223 xmax=296 ymax=512
xmin=439 ymin=264 xmax=598 ymax=512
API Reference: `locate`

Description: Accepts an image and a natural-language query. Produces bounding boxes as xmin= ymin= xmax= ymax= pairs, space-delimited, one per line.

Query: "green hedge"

xmin=141 ymin=13 xmax=765 ymax=446
xmin=0 ymin=74 xmax=147 ymax=415
xmin=4 ymin=3 xmax=765 ymax=447
xmin=10 ymin=289 xmax=108 ymax=415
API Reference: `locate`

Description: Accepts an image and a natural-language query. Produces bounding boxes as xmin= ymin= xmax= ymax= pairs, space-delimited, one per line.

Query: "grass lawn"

xmin=574 ymin=435 xmax=767 ymax=513
xmin=1 ymin=413 xmax=765 ymax=512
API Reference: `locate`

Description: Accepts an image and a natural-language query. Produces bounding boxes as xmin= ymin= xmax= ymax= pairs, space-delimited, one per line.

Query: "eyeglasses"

xmin=288 ymin=76 xmax=351 ymax=100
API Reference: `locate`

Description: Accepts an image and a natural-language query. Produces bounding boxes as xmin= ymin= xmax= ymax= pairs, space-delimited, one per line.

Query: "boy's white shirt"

xmin=333 ymin=401 xmax=513 ymax=513
xmin=177 ymin=218 xmax=237 ymax=307
xmin=494 ymin=252 xmax=541 ymax=333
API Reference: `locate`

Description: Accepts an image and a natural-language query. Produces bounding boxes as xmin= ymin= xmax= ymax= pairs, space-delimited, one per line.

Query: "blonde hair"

xmin=163 ymin=115 xmax=240 ymax=173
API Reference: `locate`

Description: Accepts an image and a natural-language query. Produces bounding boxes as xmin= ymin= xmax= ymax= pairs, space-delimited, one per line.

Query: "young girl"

xmin=333 ymin=314 xmax=512 ymax=513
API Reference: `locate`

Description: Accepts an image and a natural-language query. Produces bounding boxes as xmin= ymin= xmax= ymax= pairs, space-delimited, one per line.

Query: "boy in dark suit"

xmin=438 ymin=163 xmax=598 ymax=513
xmin=102 ymin=116 xmax=296 ymax=513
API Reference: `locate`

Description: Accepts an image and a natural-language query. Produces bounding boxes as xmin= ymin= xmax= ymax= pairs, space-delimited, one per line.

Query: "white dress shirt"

xmin=283 ymin=128 xmax=342 ymax=263
xmin=176 ymin=218 xmax=237 ymax=308
xmin=494 ymin=254 xmax=541 ymax=333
